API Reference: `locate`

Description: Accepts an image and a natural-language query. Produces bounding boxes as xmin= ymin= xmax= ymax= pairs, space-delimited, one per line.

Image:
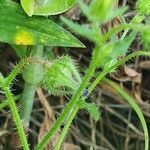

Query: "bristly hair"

xmin=42 ymin=55 xmax=82 ymax=96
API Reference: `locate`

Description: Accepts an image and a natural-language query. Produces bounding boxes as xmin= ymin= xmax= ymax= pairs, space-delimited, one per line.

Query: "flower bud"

xmin=43 ymin=56 xmax=81 ymax=96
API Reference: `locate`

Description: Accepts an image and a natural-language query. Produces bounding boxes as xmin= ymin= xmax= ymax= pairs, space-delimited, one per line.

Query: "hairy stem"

xmin=4 ymin=87 xmax=29 ymax=150
xmin=20 ymin=46 xmax=44 ymax=129
xmin=20 ymin=83 xmax=37 ymax=127
xmin=54 ymin=106 xmax=79 ymax=150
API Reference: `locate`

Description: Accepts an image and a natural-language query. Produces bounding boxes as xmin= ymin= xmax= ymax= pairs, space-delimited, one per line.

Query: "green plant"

xmin=0 ymin=0 xmax=150 ymax=149
xmin=37 ymin=0 xmax=150 ymax=149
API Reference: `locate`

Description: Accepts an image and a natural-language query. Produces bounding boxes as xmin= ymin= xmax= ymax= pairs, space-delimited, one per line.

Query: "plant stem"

xmin=103 ymin=78 xmax=149 ymax=150
xmin=54 ymin=106 xmax=79 ymax=150
xmin=4 ymin=86 xmax=29 ymax=150
xmin=0 ymin=94 xmax=20 ymax=111
xmin=20 ymin=83 xmax=37 ymax=127
xmin=20 ymin=46 xmax=44 ymax=129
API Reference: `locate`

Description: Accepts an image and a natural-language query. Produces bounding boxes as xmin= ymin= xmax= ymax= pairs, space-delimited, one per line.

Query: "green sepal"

xmin=112 ymin=31 xmax=137 ymax=57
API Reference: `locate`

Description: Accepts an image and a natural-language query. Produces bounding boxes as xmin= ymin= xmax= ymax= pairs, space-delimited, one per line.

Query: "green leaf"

xmin=85 ymin=103 xmax=100 ymax=121
xmin=0 ymin=0 xmax=84 ymax=47
xmin=80 ymin=101 xmax=100 ymax=121
xmin=97 ymin=31 xmax=136 ymax=68
xmin=34 ymin=0 xmax=76 ymax=16
xmin=112 ymin=31 xmax=137 ymax=57
xmin=107 ymin=7 xmax=128 ymax=22
xmin=61 ymin=17 xmax=100 ymax=42
xmin=21 ymin=0 xmax=35 ymax=16
xmin=20 ymin=0 xmax=76 ymax=16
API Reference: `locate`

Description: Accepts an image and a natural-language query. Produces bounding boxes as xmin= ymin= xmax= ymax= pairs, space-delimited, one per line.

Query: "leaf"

xmin=112 ymin=31 xmax=137 ymax=57
xmin=20 ymin=0 xmax=76 ymax=16
xmin=34 ymin=0 xmax=76 ymax=16
xmin=61 ymin=17 xmax=100 ymax=42
xmin=101 ymin=32 xmax=137 ymax=68
xmin=107 ymin=7 xmax=128 ymax=22
xmin=0 ymin=0 xmax=84 ymax=47
xmin=21 ymin=0 xmax=35 ymax=16
xmin=79 ymin=101 xmax=100 ymax=121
